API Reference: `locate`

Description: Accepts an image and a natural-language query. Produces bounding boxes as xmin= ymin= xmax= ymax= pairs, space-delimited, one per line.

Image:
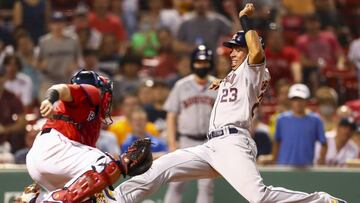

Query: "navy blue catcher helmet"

xmin=191 ymin=45 xmax=214 ymax=70
xmin=223 ymin=31 xmax=264 ymax=49
xmin=70 ymin=70 xmax=113 ymax=94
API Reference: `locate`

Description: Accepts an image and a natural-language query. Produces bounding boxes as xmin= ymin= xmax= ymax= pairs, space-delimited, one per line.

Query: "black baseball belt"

xmin=207 ymin=127 xmax=240 ymax=140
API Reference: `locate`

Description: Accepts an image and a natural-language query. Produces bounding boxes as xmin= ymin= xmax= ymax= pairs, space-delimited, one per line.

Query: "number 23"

xmin=220 ymin=88 xmax=238 ymax=102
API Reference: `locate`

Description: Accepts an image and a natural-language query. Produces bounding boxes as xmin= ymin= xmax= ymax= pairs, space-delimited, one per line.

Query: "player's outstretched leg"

xmin=114 ymin=146 xmax=219 ymax=203
xmin=208 ymin=135 xmax=347 ymax=203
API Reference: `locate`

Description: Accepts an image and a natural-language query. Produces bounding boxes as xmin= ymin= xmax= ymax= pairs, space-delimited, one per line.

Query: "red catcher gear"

xmin=43 ymin=84 xmax=102 ymax=147
xmin=51 ymin=160 xmax=124 ymax=202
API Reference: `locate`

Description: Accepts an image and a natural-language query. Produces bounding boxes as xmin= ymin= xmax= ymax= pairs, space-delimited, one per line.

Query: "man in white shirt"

xmin=315 ymin=117 xmax=359 ymax=166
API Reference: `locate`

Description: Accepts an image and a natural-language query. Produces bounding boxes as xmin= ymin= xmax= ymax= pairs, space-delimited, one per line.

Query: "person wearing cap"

xmin=38 ymin=11 xmax=81 ymax=100
xmin=272 ymin=83 xmax=328 ymax=166
xmin=314 ymin=117 xmax=359 ymax=166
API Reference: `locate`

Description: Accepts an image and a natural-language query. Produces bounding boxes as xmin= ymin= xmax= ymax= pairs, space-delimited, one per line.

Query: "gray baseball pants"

xmin=114 ymin=129 xmax=334 ymax=203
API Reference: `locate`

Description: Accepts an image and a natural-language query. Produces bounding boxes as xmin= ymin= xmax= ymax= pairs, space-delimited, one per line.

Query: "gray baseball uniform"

xmin=113 ymin=57 xmax=341 ymax=203
xmin=163 ymin=74 xmax=217 ymax=203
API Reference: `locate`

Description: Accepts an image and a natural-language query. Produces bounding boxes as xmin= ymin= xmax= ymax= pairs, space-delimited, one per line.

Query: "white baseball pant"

xmin=26 ymin=128 xmax=113 ymax=202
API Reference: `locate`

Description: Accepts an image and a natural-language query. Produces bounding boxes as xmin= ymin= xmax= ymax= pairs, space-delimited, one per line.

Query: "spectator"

xmin=265 ymin=26 xmax=302 ymax=91
xmin=281 ymin=0 xmax=315 ymax=16
xmin=131 ymin=12 xmax=160 ymax=58
xmin=336 ymin=105 xmax=353 ymax=120
xmin=0 ymin=139 xmax=14 ymax=163
xmin=272 ymin=84 xmax=327 ymax=166
xmin=65 ymin=5 xmax=102 ymax=51
xmin=12 ymin=0 xmax=51 ymax=43
xmin=268 ymin=80 xmax=291 ymax=138
xmin=110 ymin=0 xmax=138 ymax=37
xmin=108 ymin=93 xmax=159 ymax=146
xmin=2 ymin=54 xmax=33 ymax=110
xmin=14 ymin=119 xmax=44 ymax=164
xmin=38 ymin=12 xmax=81 ymax=99
xmin=315 ymin=86 xmax=338 ymax=132
xmin=176 ymin=0 xmax=238 ymax=53
xmin=15 ymin=33 xmax=41 ymax=104
xmin=151 ymin=27 xmax=178 ymax=81
xmin=348 ymin=33 xmax=360 ymax=91
xmin=113 ymin=53 xmax=144 ymax=100
xmin=81 ymin=49 xmax=99 ymax=71
xmin=295 ymin=15 xmax=345 ymax=94
xmin=96 ymin=125 xmax=120 ymax=157
xmin=167 ymin=53 xmax=191 ymax=87
xmin=121 ymin=108 xmax=167 ymax=158
xmin=314 ymin=0 xmax=340 ymax=31
xmin=144 ymin=80 xmax=169 ymax=133
xmin=97 ymin=33 xmax=121 ymax=77
xmin=159 ymin=0 xmax=188 ymax=35
xmin=137 ymin=81 xmax=155 ymax=106
xmin=314 ymin=117 xmax=359 ymax=166
xmin=88 ymin=0 xmax=128 ymax=43
xmin=0 ymin=66 xmax=26 ymax=153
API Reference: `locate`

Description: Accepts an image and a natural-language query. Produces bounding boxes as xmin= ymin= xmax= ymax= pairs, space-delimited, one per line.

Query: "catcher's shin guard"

xmin=50 ymin=160 xmax=123 ymax=202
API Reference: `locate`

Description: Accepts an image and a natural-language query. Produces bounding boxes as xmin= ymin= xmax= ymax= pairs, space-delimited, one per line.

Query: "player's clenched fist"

xmin=40 ymin=99 xmax=54 ymax=118
xmin=208 ymin=79 xmax=222 ymax=90
xmin=239 ymin=3 xmax=255 ymax=17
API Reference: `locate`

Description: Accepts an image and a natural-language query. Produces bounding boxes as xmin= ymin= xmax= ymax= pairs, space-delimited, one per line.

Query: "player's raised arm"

xmin=40 ymin=84 xmax=72 ymax=118
xmin=239 ymin=4 xmax=264 ymax=65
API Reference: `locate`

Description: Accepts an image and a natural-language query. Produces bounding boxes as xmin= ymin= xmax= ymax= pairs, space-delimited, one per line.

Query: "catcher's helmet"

xmin=191 ymin=45 xmax=214 ymax=70
xmin=223 ymin=31 xmax=264 ymax=49
xmin=71 ymin=70 xmax=113 ymax=123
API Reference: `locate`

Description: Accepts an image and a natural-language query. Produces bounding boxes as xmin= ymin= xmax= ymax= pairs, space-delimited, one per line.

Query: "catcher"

xmin=23 ymin=70 xmax=152 ymax=203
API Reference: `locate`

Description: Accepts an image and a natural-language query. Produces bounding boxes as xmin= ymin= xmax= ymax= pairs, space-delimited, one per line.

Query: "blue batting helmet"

xmin=223 ymin=31 xmax=264 ymax=48
xmin=191 ymin=45 xmax=214 ymax=70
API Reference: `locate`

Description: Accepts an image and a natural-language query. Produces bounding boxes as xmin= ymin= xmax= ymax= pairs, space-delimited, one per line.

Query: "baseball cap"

xmin=223 ymin=31 xmax=247 ymax=48
xmin=51 ymin=11 xmax=66 ymax=22
xmin=223 ymin=31 xmax=265 ymax=49
xmin=339 ymin=117 xmax=357 ymax=131
xmin=288 ymin=84 xmax=310 ymax=99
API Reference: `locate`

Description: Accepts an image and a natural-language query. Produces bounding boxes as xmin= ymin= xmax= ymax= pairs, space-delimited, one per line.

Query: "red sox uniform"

xmin=26 ymin=77 xmax=119 ymax=202
xmin=112 ymin=52 xmax=345 ymax=202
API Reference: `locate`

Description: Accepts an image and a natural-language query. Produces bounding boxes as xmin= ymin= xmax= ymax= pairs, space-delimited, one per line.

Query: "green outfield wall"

xmin=1 ymin=166 xmax=359 ymax=203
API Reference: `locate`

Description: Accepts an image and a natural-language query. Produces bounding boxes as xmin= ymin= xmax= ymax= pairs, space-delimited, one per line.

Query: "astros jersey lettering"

xmin=164 ymin=75 xmax=218 ymax=135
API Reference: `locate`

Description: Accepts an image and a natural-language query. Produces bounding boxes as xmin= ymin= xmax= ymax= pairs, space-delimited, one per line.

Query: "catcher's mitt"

xmin=120 ymin=137 xmax=153 ymax=177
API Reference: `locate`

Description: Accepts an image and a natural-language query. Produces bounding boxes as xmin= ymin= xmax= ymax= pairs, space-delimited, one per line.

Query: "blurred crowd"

xmin=0 ymin=0 xmax=360 ymax=167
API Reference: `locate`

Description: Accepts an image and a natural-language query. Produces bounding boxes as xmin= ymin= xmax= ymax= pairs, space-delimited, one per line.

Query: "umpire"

xmin=163 ymin=45 xmax=218 ymax=203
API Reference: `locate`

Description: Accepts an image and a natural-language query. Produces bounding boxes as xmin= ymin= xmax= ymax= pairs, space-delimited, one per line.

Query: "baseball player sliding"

xmin=23 ymin=70 xmax=152 ymax=202
xmin=112 ymin=4 xmax=346 ymax=203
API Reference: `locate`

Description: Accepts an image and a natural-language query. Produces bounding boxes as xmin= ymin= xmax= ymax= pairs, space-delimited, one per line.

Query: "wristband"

xmin=240 ymin=15 xmax=252 ymax=33
xmin=45 ymin=89 xmax=60 ymax=104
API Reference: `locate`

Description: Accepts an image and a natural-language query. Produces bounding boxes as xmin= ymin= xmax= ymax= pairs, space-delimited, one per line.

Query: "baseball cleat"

xmin=319 ymin=192 xmax=347 ymax=203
